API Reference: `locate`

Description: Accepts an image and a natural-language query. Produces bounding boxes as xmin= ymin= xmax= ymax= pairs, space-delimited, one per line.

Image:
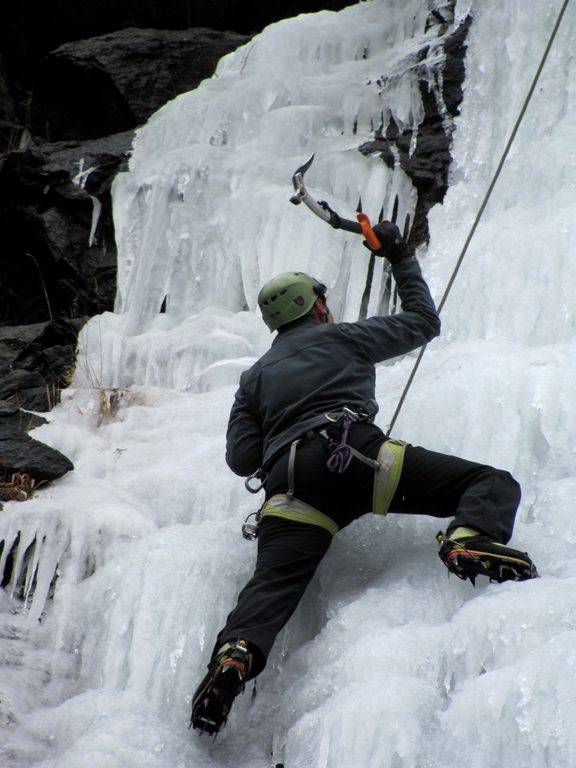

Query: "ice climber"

xmin=190 ymin=221 xmax=538 ymax=735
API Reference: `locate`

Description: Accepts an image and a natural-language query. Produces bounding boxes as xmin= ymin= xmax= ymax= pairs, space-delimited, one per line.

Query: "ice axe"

xmin=289 ymin=154 xmax=382 ymax=250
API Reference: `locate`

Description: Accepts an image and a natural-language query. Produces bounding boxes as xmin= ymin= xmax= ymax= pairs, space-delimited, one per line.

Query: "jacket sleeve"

xmin=225 ymin=383 xmax=264 ymax=477
xmin=338 ymin=255 xmax=441 ymax=362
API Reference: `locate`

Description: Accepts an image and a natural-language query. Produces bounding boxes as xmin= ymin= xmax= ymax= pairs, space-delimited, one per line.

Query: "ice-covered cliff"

xmin=1 ymin=1 xmax=575 ymax=766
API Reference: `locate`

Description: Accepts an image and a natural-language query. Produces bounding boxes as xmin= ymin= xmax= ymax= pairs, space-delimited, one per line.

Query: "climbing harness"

xmin=282 ymin=404 xmax=394 ymax=508
xmin=285 ymin=438 xmax=301 ymax=499
xmin=240 ymin=403 xmax=391 ymax=539
xmin=323 ymin=406 xmax=379 ymax=475
xmin=258 ymin=435 xmax=406 ymax=533
xmin=283 ymin=411 xmax=378 ymax=499
xmin=386 ymin=0 xmax=571 ymax=436
xmin=260 ymin=494 xmax=340 ymax=537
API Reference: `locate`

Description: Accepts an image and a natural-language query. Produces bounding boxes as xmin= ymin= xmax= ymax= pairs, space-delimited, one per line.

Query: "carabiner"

xmin=245 ymin=468 xmax=267 ymax=494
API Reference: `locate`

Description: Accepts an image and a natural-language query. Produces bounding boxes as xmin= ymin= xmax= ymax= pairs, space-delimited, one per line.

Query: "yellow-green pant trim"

xmin=260 ymin=494 xmax=339 ymax=537
xmin=372 ymin=439 xmax=406 ymax=515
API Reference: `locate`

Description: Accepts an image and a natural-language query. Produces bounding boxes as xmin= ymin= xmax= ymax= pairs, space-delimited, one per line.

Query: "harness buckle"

xmin=342 ymin=406 xmax=361 ymax=422
xmin=323 ymin=400 xmax=378 ymax=426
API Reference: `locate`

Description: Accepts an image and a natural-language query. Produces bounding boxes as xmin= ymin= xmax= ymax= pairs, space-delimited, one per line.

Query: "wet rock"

xmin=0 ymin=319 xmax=85 ymax=411
xmin=32 ymin=27 xmax=251 ymax=141
xmin=359 ymin=14 xmax=471 ymax=248
xmin=0 ymin=435 xmax=74 ymax=485
xmin=0 ymin=133 xmax=132 ymax=326
xmin=0 ymin=403 xmax=73 ymax=486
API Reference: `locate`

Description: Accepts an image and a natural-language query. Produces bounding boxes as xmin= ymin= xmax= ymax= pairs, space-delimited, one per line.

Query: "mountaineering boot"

xmin=437 ymin=527 xmax=538 ymax=585
xmin=190 ymin=639 xmax=252 ymax=736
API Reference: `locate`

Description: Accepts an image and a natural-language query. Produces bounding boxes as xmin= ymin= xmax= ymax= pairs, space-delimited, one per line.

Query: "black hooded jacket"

xmin=226 ymin=256 xmax=441 ymax=476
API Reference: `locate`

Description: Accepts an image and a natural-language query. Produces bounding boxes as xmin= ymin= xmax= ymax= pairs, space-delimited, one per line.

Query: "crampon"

xmin=190 ymin=639 xmax=251 ymax=736
xmin=437 ymin=531 xmax=538 ymax=585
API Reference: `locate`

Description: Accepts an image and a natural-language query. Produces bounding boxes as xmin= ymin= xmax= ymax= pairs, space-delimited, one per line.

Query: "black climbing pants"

xmin=214 ymin=423 xmax=521 ymax=677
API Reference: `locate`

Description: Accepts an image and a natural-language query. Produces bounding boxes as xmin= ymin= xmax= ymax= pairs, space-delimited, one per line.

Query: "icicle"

xmin=87 ymin=195 xmax=102 ymax=247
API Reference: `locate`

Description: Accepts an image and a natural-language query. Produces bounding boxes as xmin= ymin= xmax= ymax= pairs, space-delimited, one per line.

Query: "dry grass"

xmin=0 ymin=472 xmax=41 ymax=502
xmin=97 ymin=387 xmax=128 ymax=426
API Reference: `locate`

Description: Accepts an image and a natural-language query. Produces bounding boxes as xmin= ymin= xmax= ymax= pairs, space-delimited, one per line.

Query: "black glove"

xmin=363 ymin=221 xmax=411 ymax=265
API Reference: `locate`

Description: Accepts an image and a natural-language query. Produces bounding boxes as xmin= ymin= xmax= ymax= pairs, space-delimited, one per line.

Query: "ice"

xmin=1 ymin=0 xmax=576 ymax=766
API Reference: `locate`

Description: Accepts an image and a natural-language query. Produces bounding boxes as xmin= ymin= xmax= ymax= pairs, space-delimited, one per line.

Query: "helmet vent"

xmin=266 ymin=288 xmax=288 ymax=305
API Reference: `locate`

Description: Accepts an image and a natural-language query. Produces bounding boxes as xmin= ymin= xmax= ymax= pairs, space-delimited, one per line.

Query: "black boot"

xmin=190 ymin=639 xmax=252 ymax=736
xmin=437 ymin=529 xmax=538 ymax=585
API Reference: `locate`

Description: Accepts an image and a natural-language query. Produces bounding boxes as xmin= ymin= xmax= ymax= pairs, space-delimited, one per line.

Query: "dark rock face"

xmin=0 ymin=132 xmax=132 ymax=327
xmin=0 ymin=1 xmax=356 ymax=486
xmin=0 ymin=1 xmax=355 ymax=150
xmin=0 ymin=319 xmax=85 ymax=410
xmin=0 ymin=321 xmax=78 ymax=488
xmin=0 ymin=402 xmax=74 ymax=489
xmin=0 ymin=432 xmax=74 ymax=485
xmin=359 ymin=10 xmax=470 ymax=247
xmin=32 ymin=27 xmax=250 ymax=142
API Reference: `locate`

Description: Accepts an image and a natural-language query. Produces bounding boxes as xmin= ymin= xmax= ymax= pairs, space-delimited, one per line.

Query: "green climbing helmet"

xmin=258 ymin=271 xmax=326 ymax=331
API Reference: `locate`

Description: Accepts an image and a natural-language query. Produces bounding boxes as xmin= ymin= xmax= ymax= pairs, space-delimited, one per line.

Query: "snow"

xmin=1 ymin=0 xmax=576 ymax=766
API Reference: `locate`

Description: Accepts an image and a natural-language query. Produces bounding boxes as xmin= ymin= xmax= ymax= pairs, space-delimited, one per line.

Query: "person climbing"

xmin=190 ymin=221 xmax=537 ymax=735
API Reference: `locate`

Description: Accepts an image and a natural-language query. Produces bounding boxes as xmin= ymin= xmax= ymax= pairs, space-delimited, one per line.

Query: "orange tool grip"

xmin=356 ymin=213 xmax=381 ymax=250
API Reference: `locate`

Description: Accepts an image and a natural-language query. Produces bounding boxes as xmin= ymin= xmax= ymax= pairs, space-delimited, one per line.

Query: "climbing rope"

xmin=386 ymin=0 xmax=572 ymax=438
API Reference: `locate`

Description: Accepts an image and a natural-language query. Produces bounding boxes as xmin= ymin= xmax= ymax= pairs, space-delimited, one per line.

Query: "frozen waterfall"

xmin=1 ymin=1 xmax=576 ymax=766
